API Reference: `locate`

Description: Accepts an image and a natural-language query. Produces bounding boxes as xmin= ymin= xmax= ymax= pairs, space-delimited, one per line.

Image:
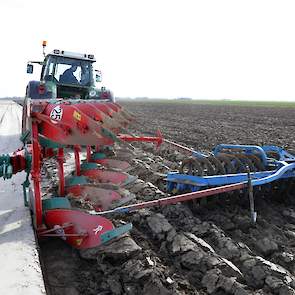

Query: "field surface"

xmin=40 ymin=100 xmax=295 ymax=295
xmin=122 ymin=100 xmax=295 ymax=152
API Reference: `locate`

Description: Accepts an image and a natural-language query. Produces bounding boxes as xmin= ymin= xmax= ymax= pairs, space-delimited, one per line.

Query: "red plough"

xmin=2 ymin=98 xmax=165 ymax=249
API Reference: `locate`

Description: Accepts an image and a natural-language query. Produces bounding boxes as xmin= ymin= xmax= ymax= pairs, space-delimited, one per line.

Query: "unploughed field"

xmin=123 ymin=100 xmax=295 ymax=152
xmin=40 ymin=100 xmax=295 ymax=295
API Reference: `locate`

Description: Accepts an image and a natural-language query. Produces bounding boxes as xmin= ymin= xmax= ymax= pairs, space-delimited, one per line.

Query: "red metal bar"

xmin=43 ymin=148 xmax=55 ymax=158
xmin=57 ymin=148 xmax=65 ymax=196
xmin=97 ymin=182 xmax=247 ymax=215
xmin=119 ymin=132 xmax=163 ymax=147
xmin=86 ymin=146 xmax=92 ymax=162
xmin=10 ymin=149 xmax=26 ymax=174
xmin=163 ymin=138 xmax=194 ymax=155
xmin=31 ymin=121 xmax=43 ymax=228
xmin=74 ymin=145 xmax=81 ymax=176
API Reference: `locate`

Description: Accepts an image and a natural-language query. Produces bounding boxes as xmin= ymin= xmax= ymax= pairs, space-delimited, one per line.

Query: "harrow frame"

xmin=166 ymin=142 xmax=295 ymax=194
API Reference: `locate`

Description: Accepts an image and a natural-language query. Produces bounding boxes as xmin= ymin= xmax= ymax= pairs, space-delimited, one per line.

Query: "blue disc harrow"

xmin=166 ymin=144 xmax=295 ymax=197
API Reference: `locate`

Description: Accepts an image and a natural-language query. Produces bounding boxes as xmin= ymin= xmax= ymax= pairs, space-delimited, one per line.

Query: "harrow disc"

xmin=233 ymin=153 xmax=255 ymax=171
xmin=219 ymin=153 xmax=246 ymax=173
xmin=208 ymin=155 xmax=226 ymax=174
xmin=179 ymin=157 xmax=203 ymax=176
xmin=216 ymin=154 xmax=235 ymax=174
xmin=196 ymin=157 xmax=215 ymax=175
xmin=246 ymin=154 xmax=265 ymax=171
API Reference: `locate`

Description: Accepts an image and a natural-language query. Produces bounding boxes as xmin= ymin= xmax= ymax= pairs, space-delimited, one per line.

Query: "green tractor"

xmin=22 ymin=41 xmax=114 ymax=135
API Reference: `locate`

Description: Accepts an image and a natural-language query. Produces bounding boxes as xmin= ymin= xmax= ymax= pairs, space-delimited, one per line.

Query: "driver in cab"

xmin=59 ymin=65 xmax=78 ymax=84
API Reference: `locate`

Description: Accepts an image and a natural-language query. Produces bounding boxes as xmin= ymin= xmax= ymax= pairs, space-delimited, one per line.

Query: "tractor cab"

xmin=40 ymin=50 xmax=99 ymax=99
xmin=26 ymin=42 xmax=112 ymax=101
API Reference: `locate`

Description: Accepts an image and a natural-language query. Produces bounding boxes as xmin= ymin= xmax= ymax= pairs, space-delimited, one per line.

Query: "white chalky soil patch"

xmin=0 ymin=101 xmax=45 ymax=295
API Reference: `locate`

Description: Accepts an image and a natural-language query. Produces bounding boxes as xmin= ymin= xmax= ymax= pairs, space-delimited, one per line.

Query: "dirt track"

xmin=0 ymin=101 xmax=45 ymax=295
xmin=40 ymin=101 xmax=295 ymax=295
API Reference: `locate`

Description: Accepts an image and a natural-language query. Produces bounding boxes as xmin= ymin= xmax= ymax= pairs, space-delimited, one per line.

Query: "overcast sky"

xmin=0 ymin=0 xmax=295 ymax=100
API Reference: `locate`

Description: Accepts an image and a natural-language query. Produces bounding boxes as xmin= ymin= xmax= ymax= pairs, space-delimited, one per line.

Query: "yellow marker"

xmin=76 ymin=239 xmax=83 ymax=246
xmin=73 ymin=110 xmax=82 ymax=121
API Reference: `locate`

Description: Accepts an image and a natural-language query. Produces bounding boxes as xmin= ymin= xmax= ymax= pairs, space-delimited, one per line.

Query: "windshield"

xmin=43 ymin=56 xmax=94 ymax=86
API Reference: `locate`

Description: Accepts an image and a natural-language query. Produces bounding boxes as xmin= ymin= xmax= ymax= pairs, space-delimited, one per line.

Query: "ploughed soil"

xmin=40 ymin=101 xmax=295 ymax=295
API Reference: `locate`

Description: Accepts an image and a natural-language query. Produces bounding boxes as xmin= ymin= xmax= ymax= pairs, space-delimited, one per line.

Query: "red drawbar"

xmin=57 ymin=148 xmax=65 ymax=196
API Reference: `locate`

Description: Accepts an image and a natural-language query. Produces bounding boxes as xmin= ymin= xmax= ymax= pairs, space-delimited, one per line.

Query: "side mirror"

xmin=27 ymin=64 xmax=33 ymax=74
xmin=95 ymin=70 xmax=102 ymax=82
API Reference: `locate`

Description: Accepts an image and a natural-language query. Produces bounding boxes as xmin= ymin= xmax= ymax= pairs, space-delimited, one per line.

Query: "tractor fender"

xmin=26 ymin=81 xmax=53 ymax=99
